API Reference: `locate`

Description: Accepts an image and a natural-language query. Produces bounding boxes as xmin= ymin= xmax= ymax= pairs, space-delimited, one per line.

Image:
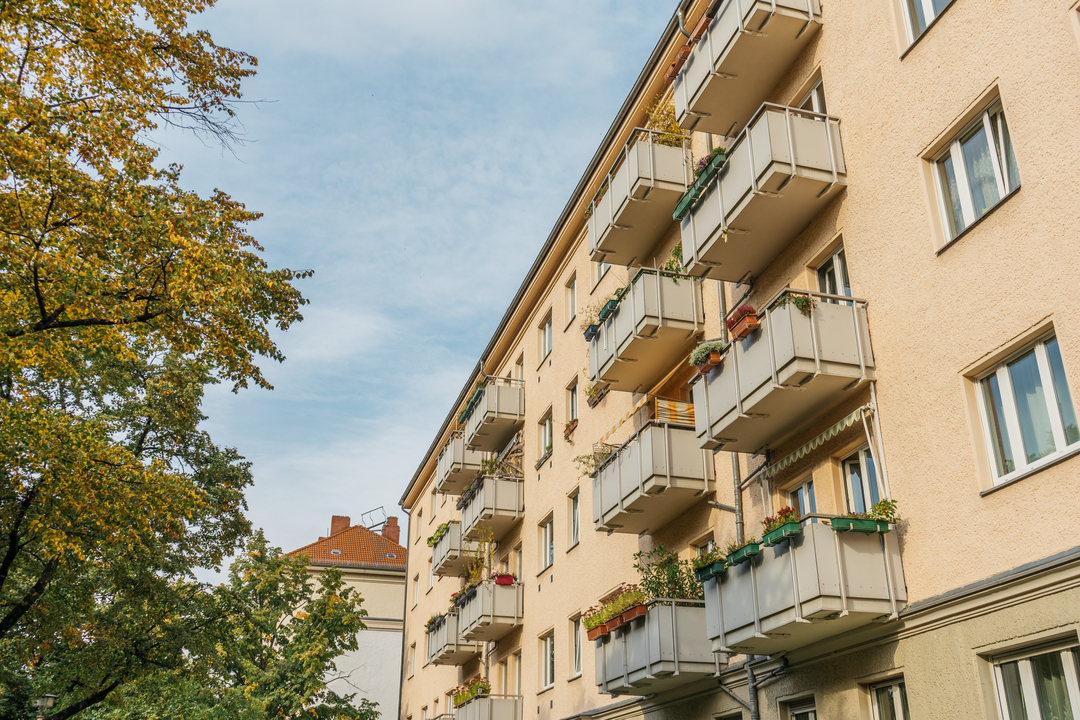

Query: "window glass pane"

xmin=991 ymin=110 xmax=1021 ymax=192
xmin=1000 ymin=661 xmax=1028 ymax=720
xmin=905 ymin=0 xmax=927 ymax=35
xmin=931 ymin=0 xmax=951 ymax=13
xmin=836 ymin=248 xmax=851 ymax=297
xmin=899 ymin=682 xmax=911 ymax=720
xmin=876 ymin=686 xmax=897 ymax=720
xmin=1045 ymin=338 xmax=1080 ymax=446
xmin=939 ymin=153 xmax=965 ymax=237
xmin=982 ymin=373 xmax=1016 ymax=476
xmin=865 ymin=449 xmax=880 ymax=505
xmin=847 ymin=459 xmax=867 ymax=513
xmin=961 ymin=124 xmax=1001 ymax=219
xmin=817 ymin=258 xmax=837 ymax=296
xmin=1008 ymin=350 xmax=1057 ymax=464
xmin=1032 ymin=651 xmax=1076 ymax=720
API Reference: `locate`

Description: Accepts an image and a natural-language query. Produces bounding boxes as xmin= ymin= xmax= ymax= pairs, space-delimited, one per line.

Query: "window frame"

xmin=815 ymin=243 xmax=851 ymax=301
xmin=870 ymin=678 xmax=910 ymax=720
xmin=592 ymin=261 xmax=610 ymax=288
xmin=788 ymin=476 xmax=817 ymax=519
xmin=798 ymin=78 xmax=827 ymax=114
xmin=412 ymin=575 xmax=419 ymax=607
xmin=567 ymin=380 xmax=579 ymax=423
xmin=539 ymin=517 xmax=554 ymax=572
xmin=900 ymin=0 xmax=957 ymax=46
xmin=565 ymin=275 xmax=577 ymax=328
xmin=842 ymin=445 xmax=884 ymax=514
xmin=539 ymin=312 xmax=553 ymax=363
xmin=991 ymin=640 xmax=1080 ymax=720
xmin=975 ymin=333 xmax=1080 ymax=486
xmin=540 ymin=632 xmax=556 ymax=690
xmin=570 ymin=616 xmax=582 ymax=677
xmin=539 ymin=412 xmax=553 ymax=459
xmin=568 ymin=491 xmax=580 ymax=550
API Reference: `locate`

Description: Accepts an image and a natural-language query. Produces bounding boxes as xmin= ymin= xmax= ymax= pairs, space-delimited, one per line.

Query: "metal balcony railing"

xmin=432 ymin=521 xmax=478 ymax=578
xmin=458 ymin=580 xmax=524 ymax=643
xmin=454 ymin=695 xmax=523 ymax=720
xmin=460 ymin=476 xmax=524 ymax=542
xmin=462 ymin=377 xmax=525 ymax=453
xmin=426 ymin=611 xmax=480 ymax=666
xmin=436 ymin=434 xmax=483 ymax=495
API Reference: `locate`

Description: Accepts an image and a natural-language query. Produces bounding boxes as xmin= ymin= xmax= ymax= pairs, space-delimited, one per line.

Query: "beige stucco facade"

xmin=397 ymin=2 xmax=1080 ymax=720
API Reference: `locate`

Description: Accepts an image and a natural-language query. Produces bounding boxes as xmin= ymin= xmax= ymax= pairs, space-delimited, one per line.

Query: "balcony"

xmin=693 ymin=291 xmax=874 ymax=453
xmin=462 ymin=377 xmax=525 ymax=453
xmin=674 ymin=0 xmax=823 ymax=137
xmin=588 ymin=130 xmax=691 ymax=267
xmin=426 ymin=611 xmax=480 ymax=666
xmin=589 ymin=269 xmax=704 ymax=393
xmin=432 ymin=522 xmax=478 ymax=578
xmin=680 ymin=105 xmax=846 ymax=282
xmin=595 ymin=600 xmax=721 ymax=696
xmin=455 ymin=696 xmax=522 ymax=720
xmin=460 ymin=477 xmax=524 ymax=542
xmin=436 ymin=434 xmax=483 ymax=495
xmin=458 ymin=579 xmax=524 ymax=642
xmin=704 ymin=520 xmax=906 ymax=655
xmin=593 ymin=420 xmax=714 ymax=535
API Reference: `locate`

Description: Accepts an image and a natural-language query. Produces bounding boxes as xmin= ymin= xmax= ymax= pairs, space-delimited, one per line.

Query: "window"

xmin=933 ymin=100 xmax=1020 ymax=242
xmin=843 ymin=446 xmax=882 ymax=514
xmin=431 ymin=490 xmax=437 ymax=516
xmin=871 ymin=679 xmax=911 ymax=720
xmin=567 ymin=381 xmax=579 ymax=423
xmin=901 ymin=0 xmax=954 ymax=43
xmin=541 ymin=633 xmax=556 ymax=689
xmin=571 ymin=617 xmax=582 ymax=676
xmin=433 ymin=699 xmax=439 ymax=718
xmin=514 ymin=545 xmax=522 ymax=580
xmin=566 ymin=277 xmax=577 ymax=325
xmin=539 ymin=518 xmax=554 ymax=571
xmin=799 ymin=79 xmax=827 ymax=114
xmin=569 ymin=491 xmax=580 ymax=549
xmin=816 ymin=244 xmax=851 ymax=300
xmin=993 ymin=643 xmax=1080 ymax=720
xmin=515 ymin=354 xmax=524 ymax=381
xmin=977 ymin=334 xmax=1079 ymax=485
xmin=514 ymin=652 xmax=522 ymax=694
xmin=695 ymin=537 xmax=716 ymax=556
xmin=412 ymin=575 xmax=419 ymax=606
xmin=409 ymin=643 xmax=416 ymax=677
xmin=788 ymin=702 xmax=817 ymax=720
xmin=539 ymin=413 xmax=553 ymax=458
xmin=789 ymin=477 xmax=817 ymax=519
xmin=539 ymin=313 xmax=553 ymax=361
xmin=499 ymin=660 xmax=508 ymax=694
xmin=428 ymin=560 xmax=433 ymax=590
xmin=415 ymin=510 xmax=422 ymax=543
xmin=422 ymin=707 xmax=427 ymax=720
xmin=593 ymin=261 xmax=610 ymax=285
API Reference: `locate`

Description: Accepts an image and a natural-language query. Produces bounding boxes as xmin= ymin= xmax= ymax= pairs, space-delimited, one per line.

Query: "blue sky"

xmin=160 ymin=0 xmax=675 ymax=557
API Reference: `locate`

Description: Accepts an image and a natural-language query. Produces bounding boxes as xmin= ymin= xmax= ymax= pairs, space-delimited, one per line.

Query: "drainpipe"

xmin=746 ymin=659 xmax=760 ymax=720
xmin=676 ymin=9 xmax=692 ymax=38
xmin=718 ymin=280 xmax=745 ymax=546
xmin=396 ymin=507 xmax=411 ymax=720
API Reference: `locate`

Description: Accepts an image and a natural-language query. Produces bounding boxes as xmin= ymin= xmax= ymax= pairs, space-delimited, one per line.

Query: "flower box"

xmin=586 ymin=387 xmax=608 ymax=408
xmin=830 ymin=517 xmax=891 ymax=534
xmin=621 ymin=604 xmax=647 ymax=624
xmin=673 ymin=150 xmax=728 ymax=221
xmin=598 ymin=299 xmax=619 ymax=322
xmin=763 ymin=521 xmax=802 ymax=547
xmin=563 ymin=419 xmax=578 ymax=438
xmin=583 ymin=324 xmax=600 ymax=341
xmin=726 ymin=542 xmax=760 ymax=566
xmin=492 ymin=574 xmax=514 ymax=586
xmin=729 ymin=312 xmax=759 ymax=341
xmin=586 ymin=625 xmax=609 ymax=641
xmin=694 ymin=559 xmax=726 ymax=583
xmin=695 ymin=350 xmax=723 ymax=376
xmin=604 ymin=615 xmax=625 ymax=633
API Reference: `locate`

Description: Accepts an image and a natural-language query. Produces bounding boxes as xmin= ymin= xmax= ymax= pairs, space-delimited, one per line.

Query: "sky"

xmin=158 ymin=0 xmax=676 ymax=560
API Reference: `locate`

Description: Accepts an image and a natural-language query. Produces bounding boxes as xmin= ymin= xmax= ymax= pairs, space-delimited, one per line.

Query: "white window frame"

xmin=992 ymin=640 xmax=1080 ymax=720
xmin=539 ymin=413 xmax=553 ymax=457
xmin=569 ymin=492 xmax=580 ymax=549
xmin=787 ymin=701 xmax=817 ymax=720
xmin=422 ymin=707 xmax=427 ymax=720
xmin=932 ymin=100 xmax=1019 ymax=242
xmin=900 ymin=0 xmax=954 ymax=44
xmin=410 ymin=643 xmax=416 ymax=677
xmin=694 ymin=537 xmax=716 ymax=557
xmin=539 ymin=517 xmax=554 ymax=571
xmin=571 ymin=616 xmax=582 ymax=676
xmin=975 ymin=333 xmax=1079 ymax=486
xmin=431 ymin=490 xmax=437 ymax=517
xmin=514 ymin=545 xmax=522 ymax=580
xmin=870 ymin=678 xmax=910 ymax=720
xmin=539 ymin=313 xmax=553 ymax=362
xmin=593 ymin=261 xmax=610 ymax=286
xmin=566 ymin=276 xmax=577 ymax=326
xmin=427 ymin=559 xmax=433 ymax=591
xmin=499 ymin=660 xmax=508 ymax=695
xmin=412 ymin=575 xmax=419 ymax=607
xmin=798 ymin=79 xmax=827 ymax=114
xmin=567 ymin=381 xmax=579 ymax=423
xmin=541 ymin=632 xmax=556 ymax=689
xmin=788 ymin=476 xmax=817 ymax=519
xmin=842 ymin=445 xmax=884 ymax=514
xmin=815 ymin=244 xmax=851 ymax=301
xmin=514 ymin=651 xmax=522 ymax=694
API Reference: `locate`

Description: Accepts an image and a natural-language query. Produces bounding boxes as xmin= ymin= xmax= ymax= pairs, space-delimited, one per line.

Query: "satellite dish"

xmin=360 ymin=506 xmax=387 ymax=531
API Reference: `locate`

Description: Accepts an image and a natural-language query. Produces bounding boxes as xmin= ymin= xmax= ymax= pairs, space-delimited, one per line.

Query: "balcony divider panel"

xmin=463 ymin=378 xmax=525 ymax=453
xmin=461 ymin=477 xmax=524 ymax=542
xmin=432 ymin=522 xmax=478 ymax=578
xmin=680 ymin=104 xmax=846 ymax=282
xmin=458 ymin=580 xmax=524 ymax=642
xmin=436 ymin=435 xmax=484 ymax=495
xmin=674 ymin=0 xmax=823 ymax=136
xmin=455 ymin=696 xmax=522 ymax=720
xmin=595 ymin=600 xmax=721 ymax=697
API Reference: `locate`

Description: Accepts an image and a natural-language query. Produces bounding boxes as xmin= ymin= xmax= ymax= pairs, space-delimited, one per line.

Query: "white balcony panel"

xmin=595 ymin=601 xmax=721 ymax=696
xmin=589 ymin=271 xmax=704 ymax=393
xmin=674 ymin=0 xmax=823 ymax=136
xmin=461 ymin=478 xmax=524 ymax=542
xmin=432 ymin=522 xmax=478 ymax=578
xmin=704 ymin=522 xmax=906 ymax=655
xmin=436 ymin=435 xmax=483 ymax=495
xmin=458 ymin=580 xmax=524 ymax=642
xmin=681 ymin=105 xmax=846 ymax=282
xmin=463 ymin=379 xmax=525 ymax=452
xmin=426 ymin=611 xmax=480 ymax=666
xmin=693 ymin=295 xmax=874 ymax=453
xmin=593 ymin=423 xmax=713 ymax=535
xmin=588 ymin=136 xmax=690 ymax=267
xmin=455 ymin=696 xmax=522 ymax=720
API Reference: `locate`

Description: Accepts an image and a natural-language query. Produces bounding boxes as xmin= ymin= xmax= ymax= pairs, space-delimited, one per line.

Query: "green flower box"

xmin=693 ymin=560 xmax=727 ymax=583
xmin=726 ymin=542 xmax=760 ymax=566
xmin=598 ymin=299 xmax=619 ymax=321
xmin=762 ymin=521 xmax=802 ymax=547
xmin=673 ymin=150 xmax=727 ymax=220
xmin=830 ymin=518 xmax=891 ymax=534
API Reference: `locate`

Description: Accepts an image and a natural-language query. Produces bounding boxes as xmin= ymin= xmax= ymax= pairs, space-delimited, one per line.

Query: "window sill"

xmin=534 ymin=451 xmax=553 ymax=471
xmin=567 ymin=673 xmax=582 ymax=683
xmin=564 ymin=316 xmax=576 ymax=333
xmin=566 ymin=541 xmax=579 ymax=554
xmin=936 ymin=185 xmax=1021 ymax=256
xmin=536 ymin=563 xmax=553 ymax=578
xmin=899 ymin=0 xmax=959 ymax=60
xmin=536 ymin=352 xmax=551 ymax=372
xmin=980 ymin=444 xmax=1080 ymax=497
xmin=537 ymin=685 xmax=554 ymax=696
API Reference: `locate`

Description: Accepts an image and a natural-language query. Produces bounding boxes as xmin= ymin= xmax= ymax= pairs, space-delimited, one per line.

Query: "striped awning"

xmin=755 ymin=404 xmax=873 ymax=481
xmin=655 ymin=398 xmax=695 ymax=425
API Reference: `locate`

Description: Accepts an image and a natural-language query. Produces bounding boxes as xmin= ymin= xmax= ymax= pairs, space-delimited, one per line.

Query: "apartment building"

xmin=397 ymin=1 xmax=1080 ymax=720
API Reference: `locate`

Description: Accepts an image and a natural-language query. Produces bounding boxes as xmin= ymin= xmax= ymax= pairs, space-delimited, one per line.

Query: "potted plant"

xmin=692 ymin=549 xmax=727 ymax=582
xmin=727 ymin=304 xmax=759 ymax=341
xmin=634 ymin=546 xmax=703 ymax=602
xmin=582 ymin=604 xmax=609 ymax=641
xmin=724 ymin=536 xmax=761 ymax=566
xmin=458 ymin=379 xmax=488 ymax=423
xmin=490 ymin=572 xmax=515 ymax=586
xmin=564 ymin=419 xmax=578 ymax=438
xmin=777 ymin=290 xmax=817 ymax=317
xmin=598 ymin=298 xmax=619 ymax=322
xmin=689 ymin=340 xmax=725 ymax=375
xmin=762 ymin=506 xmax=801 ymax=547
xmin=831 ymin=499 xmax=898 ymax=534
xmin=453 ymin=677 xmax=491 ymax=706
xmin=694 ymin=146 xmax=727 ymax=181
xmin=619 ymin=585 xmax=648 ymax=623
xmin=427 ymin=521 xmax=456 ymax=548
xmin=425 ymin=614 xmax=442 ymax=631
xmin=585 ymin=385 xmax=607 ymax=408
xmin=580 ymin=301 xmax=603 ymax=340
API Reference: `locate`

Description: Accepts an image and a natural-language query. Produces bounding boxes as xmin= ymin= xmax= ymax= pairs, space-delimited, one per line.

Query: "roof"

xmin=287 ymin=523 xmax=407 ymax=572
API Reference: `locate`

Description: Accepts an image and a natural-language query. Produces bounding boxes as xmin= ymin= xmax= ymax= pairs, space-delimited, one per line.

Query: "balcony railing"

xmin=458 ymin=579 xmax=524 ymax=642
xmin=436 ymin=434 xmax=483 ymax=495
xmin=593 ymin=421 xmax=714 ymax=535
xmin=704 ymin=518 xmax=906 ymax=655
xmin=674 ymin=0 xmax=823 ymax=137
xmin=595 ymin=599 xmax=721 ymax=696
xmin=693 ymin=290 xmax=874 ymax=453
xmin=680 ymin=104 xmax=846 ymax=282
xmin=432 ymin=522 xmax=478 ymax=578
xmin=588 ymin=130 xmax=692 ymax=267
xmin=426 ymin=611 xmax=480 ymax=666
xmin=460 ymin=477 xmax=524 ymax=542
xmin=589 ymin=269 xmax=704 ymax=393
xmin=462 ymin=377 xmax=525 ymax=453
xmin=455 ymin=695 xmax=522 ymax=720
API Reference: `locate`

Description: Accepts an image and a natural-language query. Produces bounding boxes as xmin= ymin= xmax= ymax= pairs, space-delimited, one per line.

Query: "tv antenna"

xmin=361 ymin=506 xmax=387 ymax=532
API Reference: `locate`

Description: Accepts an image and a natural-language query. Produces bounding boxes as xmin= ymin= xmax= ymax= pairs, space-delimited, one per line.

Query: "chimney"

xmin=330 ymin=515 xmax=351 ymax=536
xmin=382 ymin=516 xmax=400 ymax=544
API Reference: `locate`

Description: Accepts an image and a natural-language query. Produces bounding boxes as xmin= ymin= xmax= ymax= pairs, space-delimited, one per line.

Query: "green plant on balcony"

xmin=643 ymin=96 xmax=689 ymax=149
xmin=585 ymin=181 xmax=608 ymax=219
xmin=427 ymin=521 xmax=458 ymax=548
xmin=574 ymin=446 xmax=614 ymax=479
xmin=452 ymin=677 xmax=491 ymax=706
xmin=689 ymin=340 xmax=725 ymax=373
xmin=694 ymin=146 xmax=727 ymax=179
xmin=459 ymin=378 xmax=488 ymax=423
xmin=692 ymin=549 xmax=727 ymax=583
xmin=480 ymin=457 xmax=499 ymax=475
xmin=727 ymin=304 xmax=759 ymax=341
xmin=832 ymin=499 xmax=899 ymax=534
xmin=426 ymin=614 xmax=442 ymax=631
xmin=724 ymin=536 xmax=761 ymax=566
xmin=762 ymin=506 xmax=801 ymax=546
xmin=776 ymin=291 xmax=817 ymax=317
xmin=633 ymin=545 xmax=702 ymax=601
xmin=582 ymin=582 xmax=647 ymax=640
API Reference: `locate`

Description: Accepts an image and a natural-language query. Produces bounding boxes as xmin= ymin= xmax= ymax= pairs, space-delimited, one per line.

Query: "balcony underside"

xmin=430 ymin=642 xmax=478 ymax=666
xmin=466 ymin=412 xmax=522 ymax=453
xmin=591 ymin=184 xmax=686 ymax=267
xmin=464 ymin=510 xmax=520 ymax=543
xmin=598 ymin=478 xmax=709 ymax=536
xmin=595 ymin=321 xmax=700 ymax=393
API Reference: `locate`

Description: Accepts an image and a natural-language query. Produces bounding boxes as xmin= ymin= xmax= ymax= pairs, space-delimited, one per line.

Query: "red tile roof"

xmin=287 ymin=522 xmax=407 ymax=572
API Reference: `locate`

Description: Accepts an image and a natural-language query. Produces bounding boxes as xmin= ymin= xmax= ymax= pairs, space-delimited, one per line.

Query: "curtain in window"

xmin=1008 ymin=351 xmax=1056 ymax=464
xmin=1032 ymin=652 xmax=1075 ymax=720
